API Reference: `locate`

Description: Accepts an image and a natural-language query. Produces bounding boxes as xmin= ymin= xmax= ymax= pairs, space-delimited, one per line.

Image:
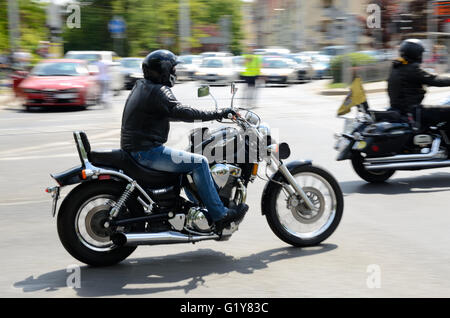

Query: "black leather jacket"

xmin=388 ymin=60 xmax=450 ymax=115
xmin=121 ymin=79 xmax=221 ymax=152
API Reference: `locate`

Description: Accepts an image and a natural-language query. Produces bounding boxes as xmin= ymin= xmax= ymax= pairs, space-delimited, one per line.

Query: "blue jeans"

xmin=130 ymin=146 xmax=227 ymax=222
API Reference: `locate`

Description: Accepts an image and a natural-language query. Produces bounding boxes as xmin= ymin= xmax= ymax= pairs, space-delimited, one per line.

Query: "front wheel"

xmin=263 ymin=165 xmax=343 ymax=247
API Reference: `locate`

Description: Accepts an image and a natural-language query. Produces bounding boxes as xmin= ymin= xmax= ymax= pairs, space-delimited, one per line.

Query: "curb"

xmin=319 ymin=87 xmax=386 ymax=96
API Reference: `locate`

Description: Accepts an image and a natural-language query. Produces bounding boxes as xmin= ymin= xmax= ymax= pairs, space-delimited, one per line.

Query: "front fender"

xmin=260 ymin=160 xmax=312 ymax=215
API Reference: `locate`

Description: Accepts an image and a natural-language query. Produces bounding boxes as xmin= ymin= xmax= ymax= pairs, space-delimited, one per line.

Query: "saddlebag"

xmin=361 ymin=122 xmax=412 ymax=157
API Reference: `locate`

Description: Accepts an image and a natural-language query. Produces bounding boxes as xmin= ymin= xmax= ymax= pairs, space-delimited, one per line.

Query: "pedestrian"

xmin=93 ymin=55 xmax=111 ymax=108
xmin=240 ymin=45 xmax=262 ymax=109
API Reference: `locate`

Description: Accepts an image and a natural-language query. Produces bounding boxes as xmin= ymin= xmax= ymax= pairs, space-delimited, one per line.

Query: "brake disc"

xmin=287 ymin=186 xmax=325 ymax=224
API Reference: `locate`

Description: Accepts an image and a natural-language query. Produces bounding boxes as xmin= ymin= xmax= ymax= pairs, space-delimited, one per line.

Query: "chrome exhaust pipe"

xmin=365 ymin=160 xmax=450 ymax=171
xmin=366 ymin=137 xmax=442 ymax=163
xmin=112 ymin=231 xmax=219 ymax=246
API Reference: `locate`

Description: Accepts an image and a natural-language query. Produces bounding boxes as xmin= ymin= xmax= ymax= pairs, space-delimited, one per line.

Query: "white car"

xmin=176 ymin=55 xmax=202 ymax=81
xmin=64 ymin=51 xmax=125 ymax=93
xmin=200 ymin=52 xmax=233 ymax=59
xmin=261 ymin=57 xmax=297 ymax=85
xmin=195 ymin=57 xmax=238 ymax=85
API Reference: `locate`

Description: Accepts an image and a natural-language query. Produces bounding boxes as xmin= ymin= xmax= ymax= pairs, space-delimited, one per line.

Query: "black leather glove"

xmin=219 ymin=108 xmax=237 ymax=119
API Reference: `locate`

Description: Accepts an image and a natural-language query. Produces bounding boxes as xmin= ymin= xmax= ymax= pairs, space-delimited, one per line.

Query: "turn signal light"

xmin=81 ymin=170 xmax=87 ymax=180
xmin=252 ymin=163 xmax=259 ymax=176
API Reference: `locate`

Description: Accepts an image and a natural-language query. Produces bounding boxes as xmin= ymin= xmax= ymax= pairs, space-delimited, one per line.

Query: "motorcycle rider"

xmin=388 ymin=39 xmax=450 ymax=129
xmin=120 ymin=49 xmax=248 ymax=232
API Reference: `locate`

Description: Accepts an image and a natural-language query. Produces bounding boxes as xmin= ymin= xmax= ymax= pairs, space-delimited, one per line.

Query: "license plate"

xmin=54 ymin=93 xmax=78 ymax=99
xmin=343 ymin=118 xmax=358 ymax=134
xmin=334 ymin=137 xmax=351 ymax=152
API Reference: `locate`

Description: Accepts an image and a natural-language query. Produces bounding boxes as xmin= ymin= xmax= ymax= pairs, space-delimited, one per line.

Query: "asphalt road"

xmin=2 ymin=80 xmax=450 ymax=297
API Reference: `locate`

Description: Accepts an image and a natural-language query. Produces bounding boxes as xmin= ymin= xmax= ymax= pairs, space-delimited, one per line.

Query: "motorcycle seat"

xmin=90 ymin=149 xmax=181 ymax=186
xmin=73 ymin=131 xmax=180 ymax=186
xmin=369 ymin=110 xmax=404 ymax=123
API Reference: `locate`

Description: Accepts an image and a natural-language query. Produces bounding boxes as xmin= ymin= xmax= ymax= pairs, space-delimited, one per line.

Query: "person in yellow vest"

xmin=240 ymin=49 xmax=262 ymax=108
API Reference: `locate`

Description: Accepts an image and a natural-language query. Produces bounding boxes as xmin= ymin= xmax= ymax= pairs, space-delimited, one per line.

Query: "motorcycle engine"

xmin=186 ymin=207 xmax=211 ymax=233
xmin=414 ymin=135 xmax=433 ymax=148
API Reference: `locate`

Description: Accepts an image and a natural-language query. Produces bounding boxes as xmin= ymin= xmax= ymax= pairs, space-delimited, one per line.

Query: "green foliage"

xmin=63 ymin=0 xmax=243 ymax=56
xmin=0 ymin=0 xmax=47 ymax=57
xmin=330 ymin=53 xmax=376 ymax=83
xmin=0 ymin=0 xmax=244 ymax=58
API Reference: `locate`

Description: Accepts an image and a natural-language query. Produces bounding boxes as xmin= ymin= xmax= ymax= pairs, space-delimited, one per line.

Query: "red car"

xmin=18 ymin=59 xmax=99 ymax=110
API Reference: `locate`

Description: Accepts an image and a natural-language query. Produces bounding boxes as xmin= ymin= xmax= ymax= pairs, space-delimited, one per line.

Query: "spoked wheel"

xmin=264 ymin=165 xmax=343 ymax=247
xmin=57 ymin=181 xmax=144 ymax=266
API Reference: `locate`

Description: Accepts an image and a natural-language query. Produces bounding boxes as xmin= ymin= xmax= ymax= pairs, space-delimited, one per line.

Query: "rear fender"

xmin=56 ymin=180 xmax=126 ymax=218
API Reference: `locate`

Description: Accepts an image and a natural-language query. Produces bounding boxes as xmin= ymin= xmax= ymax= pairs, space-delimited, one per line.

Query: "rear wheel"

xmin=351 ymin=153 xmax=395 ymax=183
xmin=57 ymin=181 xmax=144 ymax=266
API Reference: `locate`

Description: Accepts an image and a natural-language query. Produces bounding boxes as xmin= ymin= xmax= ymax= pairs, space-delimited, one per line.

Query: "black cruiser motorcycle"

xmin=47 ymin=84 xmax=343 ymax=266
xmin=334 ymin=86 xmax=450 ymax=183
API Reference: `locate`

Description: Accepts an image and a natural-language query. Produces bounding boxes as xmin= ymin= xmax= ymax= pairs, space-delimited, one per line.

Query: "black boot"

xmin=214 ymin=203 xmax=249 ymax=233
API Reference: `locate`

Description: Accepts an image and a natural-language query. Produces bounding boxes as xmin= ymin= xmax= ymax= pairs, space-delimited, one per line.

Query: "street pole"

xmin=296 ymin=0 xmax=303 ymax=52
xmin=7 ymin=0 xmax=20 ymax=52
xmin=341 ymin=0 xmax=351 ymax=84
xmin=179 ymin=0 xmax=191 ymax=55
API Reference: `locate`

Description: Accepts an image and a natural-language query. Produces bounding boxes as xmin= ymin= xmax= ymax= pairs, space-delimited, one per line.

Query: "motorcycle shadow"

xmin=341 ymin=172 xmax=450 ymax=195
xmin=14 ymin=244 xmax=337 ymax=297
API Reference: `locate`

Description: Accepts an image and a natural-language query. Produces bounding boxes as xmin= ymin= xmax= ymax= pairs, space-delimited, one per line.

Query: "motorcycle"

xmin=47 ymin=83 xmax=343 ymax=266
xmin=334 ymin=83 xmax=450 ymax=183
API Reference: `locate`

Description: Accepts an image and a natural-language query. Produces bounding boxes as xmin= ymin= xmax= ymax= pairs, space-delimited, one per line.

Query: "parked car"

xmin=320 ymin=45 xmax=350 ymax=57
xmin=254 ymin=47 xmax=291 ymax=56
xmin=287 ymin=55 xmax=315 ymax=82
xmin=200 ymin=52 xmax=233 ymax=59
xmin=195 ymin=57 xmax=237 ymax=85
xmin=120 ymin=57 xmax=144 ymax=90
xmin=260 ymin=57 xmax=297 ymax=85
xmin=18 ymin=59 xmax=99 ymax=110
xmin=176 ymin=55 xmax=202 ymax=81
xmin=231 ymin=56 xmax=245 ymax=81
xmin=64 ymin=51 xmax=124 ymax=93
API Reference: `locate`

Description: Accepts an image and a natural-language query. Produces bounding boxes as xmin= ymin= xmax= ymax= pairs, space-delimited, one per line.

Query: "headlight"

xmin=130 ymin=73 xmax=144 ymax=79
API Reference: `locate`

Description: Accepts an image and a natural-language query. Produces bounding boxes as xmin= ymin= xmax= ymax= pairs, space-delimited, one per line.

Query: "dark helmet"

xmin=399 ymin=39 xmax=425 ymax=63
xmin=142 ymin=49 xmax=179 ymax=87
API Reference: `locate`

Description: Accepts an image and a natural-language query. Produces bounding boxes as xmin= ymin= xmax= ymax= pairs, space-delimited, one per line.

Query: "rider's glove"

xmin=219 ymin=108 xmax=237 ymax=119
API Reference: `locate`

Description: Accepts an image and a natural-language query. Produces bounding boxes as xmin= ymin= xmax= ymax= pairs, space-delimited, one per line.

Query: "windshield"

xmin=292 ymin=57 xmax=305 ymax=64
xmin=121 ymin=59 xmax=143 ymax=68
xmin=31 ymin=62 xmax=88 ymax=76
xmin=201 ymin=59 xmax=224 ymax=68
xmin=264 ymin=59 xmax=289 ymax=68
xmin=65 ymin=53 xmax=101 ymax=62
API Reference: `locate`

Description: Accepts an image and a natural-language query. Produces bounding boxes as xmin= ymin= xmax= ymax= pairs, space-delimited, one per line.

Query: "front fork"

xmin=267 ymin=155 xmax=316 ymax=211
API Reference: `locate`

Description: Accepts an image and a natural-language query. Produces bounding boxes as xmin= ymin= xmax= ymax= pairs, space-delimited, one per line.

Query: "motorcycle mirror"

xmin=198 ymin=85 xmax=210 ymax=98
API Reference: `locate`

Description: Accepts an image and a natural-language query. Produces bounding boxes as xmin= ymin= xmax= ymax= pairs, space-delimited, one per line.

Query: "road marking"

xmin=0 ymin=153 xmax=76 ymax=161
xmin=0 ymin=199 xmax=53 ymax=206
xmin=0 ymin=130 xmax=120 ymax=156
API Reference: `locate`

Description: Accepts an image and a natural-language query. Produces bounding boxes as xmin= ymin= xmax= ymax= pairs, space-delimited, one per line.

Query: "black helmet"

xmin=399 ymin=39 xmax=425 ymax=63
xmin=142 ymin=49 xmax=179 ymax=87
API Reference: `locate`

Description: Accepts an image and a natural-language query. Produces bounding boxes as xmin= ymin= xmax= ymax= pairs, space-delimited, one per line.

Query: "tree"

xmin=62 ymin=0 xmax=244 ymax=56
xmin=0 ymin=0 xmax=47 ymax=57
